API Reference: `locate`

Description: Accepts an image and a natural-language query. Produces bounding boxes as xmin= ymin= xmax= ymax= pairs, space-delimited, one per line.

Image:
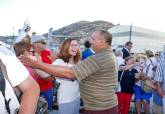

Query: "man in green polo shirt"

xmin=20 ymin=30 xmax=118 ymax=114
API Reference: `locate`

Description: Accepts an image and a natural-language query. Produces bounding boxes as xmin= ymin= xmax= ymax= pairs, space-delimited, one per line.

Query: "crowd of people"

xmin=115 ymin=41 xmax=165 ymax=114
xmin=0 ymin=28 xmax=165 ymax=114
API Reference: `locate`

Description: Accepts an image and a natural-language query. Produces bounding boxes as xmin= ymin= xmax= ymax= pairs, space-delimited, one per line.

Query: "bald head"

xmin=90 ymin=30 xmax=112 ymax=52
xmin=94 ymin=30 xmax=112 ymax=46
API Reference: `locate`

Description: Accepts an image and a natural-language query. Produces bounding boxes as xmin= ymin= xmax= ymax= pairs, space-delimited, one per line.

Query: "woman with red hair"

xmin=52 ymin=38 xmax=81 ymax=114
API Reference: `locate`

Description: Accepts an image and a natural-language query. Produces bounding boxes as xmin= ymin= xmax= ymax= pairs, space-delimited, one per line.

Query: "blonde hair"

xmin=135 ymin=54 xmax=147 ymax=62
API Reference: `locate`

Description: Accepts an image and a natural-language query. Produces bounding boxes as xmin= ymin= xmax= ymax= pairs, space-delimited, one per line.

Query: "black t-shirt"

xmin=118 ymin=67 xmax=138 ymax=93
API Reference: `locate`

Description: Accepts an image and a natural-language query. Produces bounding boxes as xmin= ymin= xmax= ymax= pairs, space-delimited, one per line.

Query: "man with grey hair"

xmin=115 ymin=48 xmax=124 ymax=68
xmin=31 ymin=35 xmax=54 ymax=110
xmin=20 ymin=30 xmax=118 ymax=114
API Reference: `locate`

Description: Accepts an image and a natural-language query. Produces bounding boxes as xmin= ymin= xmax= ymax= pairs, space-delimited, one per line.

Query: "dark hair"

xmin=98 ymin=30 xmax=112 ymax=46
xmin=125 ymin=41 xmax=133 ymax=46
xmin=84 ymin=40 xmax=91 ymax=48
xmin=58 ymin=38 xmax=81 ymax=63
xmin=145 ymin=50 xmax=154 ymax=57
xmin=124 ymin=56 xmax=134 ymax=64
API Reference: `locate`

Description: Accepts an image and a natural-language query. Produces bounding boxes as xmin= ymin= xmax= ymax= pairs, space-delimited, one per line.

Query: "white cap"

xmin=31 ymin=35 xmax=46 ymax=44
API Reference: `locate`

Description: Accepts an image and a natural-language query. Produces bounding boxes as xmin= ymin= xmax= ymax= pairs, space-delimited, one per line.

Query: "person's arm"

xmin=14 ymin=24 xmax=31 ymax=43
xmin=156 ymin=82 xmax=164 ymax=97
xmin=37 ymin=63 xmax=75 ymax=79
xmin=18 ymin=76 xmax=40 ymax=114
xmin=34 ymin=69 xmax=51 ymax=78
xmin=119 ymin=63 xmax=139 ymax=71
xmin=1 ymin=61 xmax=40 ymax=114
xmin=20 ymin=55 xmax=100 ymax=81
xmin=1 ymin=53 xmax=39 ymax=114
xmin=20 ymin=55 xmax=75 ymax=79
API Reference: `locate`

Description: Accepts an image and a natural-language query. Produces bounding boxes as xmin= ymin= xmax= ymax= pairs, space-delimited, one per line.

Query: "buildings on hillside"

xmin=108 ymin=25 xmax=165 ymax=53
xmin=0 ymin=36 xmax=15 ymax=46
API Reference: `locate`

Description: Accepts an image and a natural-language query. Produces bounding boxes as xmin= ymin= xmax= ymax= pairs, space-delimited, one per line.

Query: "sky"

xmin=0 ymin=0 xmax=165 ymax=36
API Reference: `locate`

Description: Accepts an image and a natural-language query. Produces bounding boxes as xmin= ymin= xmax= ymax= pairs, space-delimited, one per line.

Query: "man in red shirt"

xmin=41 ymin=49 xmax=52 ymax=64
xmin=31 ymin=35 xmax=54 ymax=110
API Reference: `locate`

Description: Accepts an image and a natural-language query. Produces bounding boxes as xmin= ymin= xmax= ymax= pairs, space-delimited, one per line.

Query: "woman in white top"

xmin=52 ymin=38 xmax=81 ymax=114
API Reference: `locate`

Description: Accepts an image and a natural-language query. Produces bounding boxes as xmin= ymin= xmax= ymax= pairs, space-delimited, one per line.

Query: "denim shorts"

xmin=134 ymin=85 xmax=152 ymax=103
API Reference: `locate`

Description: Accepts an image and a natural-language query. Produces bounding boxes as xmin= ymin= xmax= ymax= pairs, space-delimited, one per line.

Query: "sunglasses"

xmin=29 ymin=50 xmax=35 ymax=55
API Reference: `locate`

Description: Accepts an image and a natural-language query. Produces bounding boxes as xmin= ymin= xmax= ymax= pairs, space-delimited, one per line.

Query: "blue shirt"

xmin=82 ymin=48 xmax=94 ymax=60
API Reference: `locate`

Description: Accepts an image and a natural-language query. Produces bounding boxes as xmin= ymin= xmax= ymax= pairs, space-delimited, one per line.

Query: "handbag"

xmin=141 ymin=64 xmax=155 ymax=93
xmin=115 ymin=71 xmax=124 ymax=93
xmin=141 ymin=79 xmax=155 ymax=93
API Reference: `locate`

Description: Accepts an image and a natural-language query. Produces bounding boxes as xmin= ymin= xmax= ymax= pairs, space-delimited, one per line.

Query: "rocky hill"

xmin=1 ymin=21 xmax=114 ymax=46
xmin=44 ymin=20 xmax=114 ymax=39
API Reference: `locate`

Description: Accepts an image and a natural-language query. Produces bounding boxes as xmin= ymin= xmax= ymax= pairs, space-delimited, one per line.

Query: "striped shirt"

xmin=154 ymin=50 xmax=165 ymax=90
xmin=72 ymin=47 xmax=118 ymax=111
